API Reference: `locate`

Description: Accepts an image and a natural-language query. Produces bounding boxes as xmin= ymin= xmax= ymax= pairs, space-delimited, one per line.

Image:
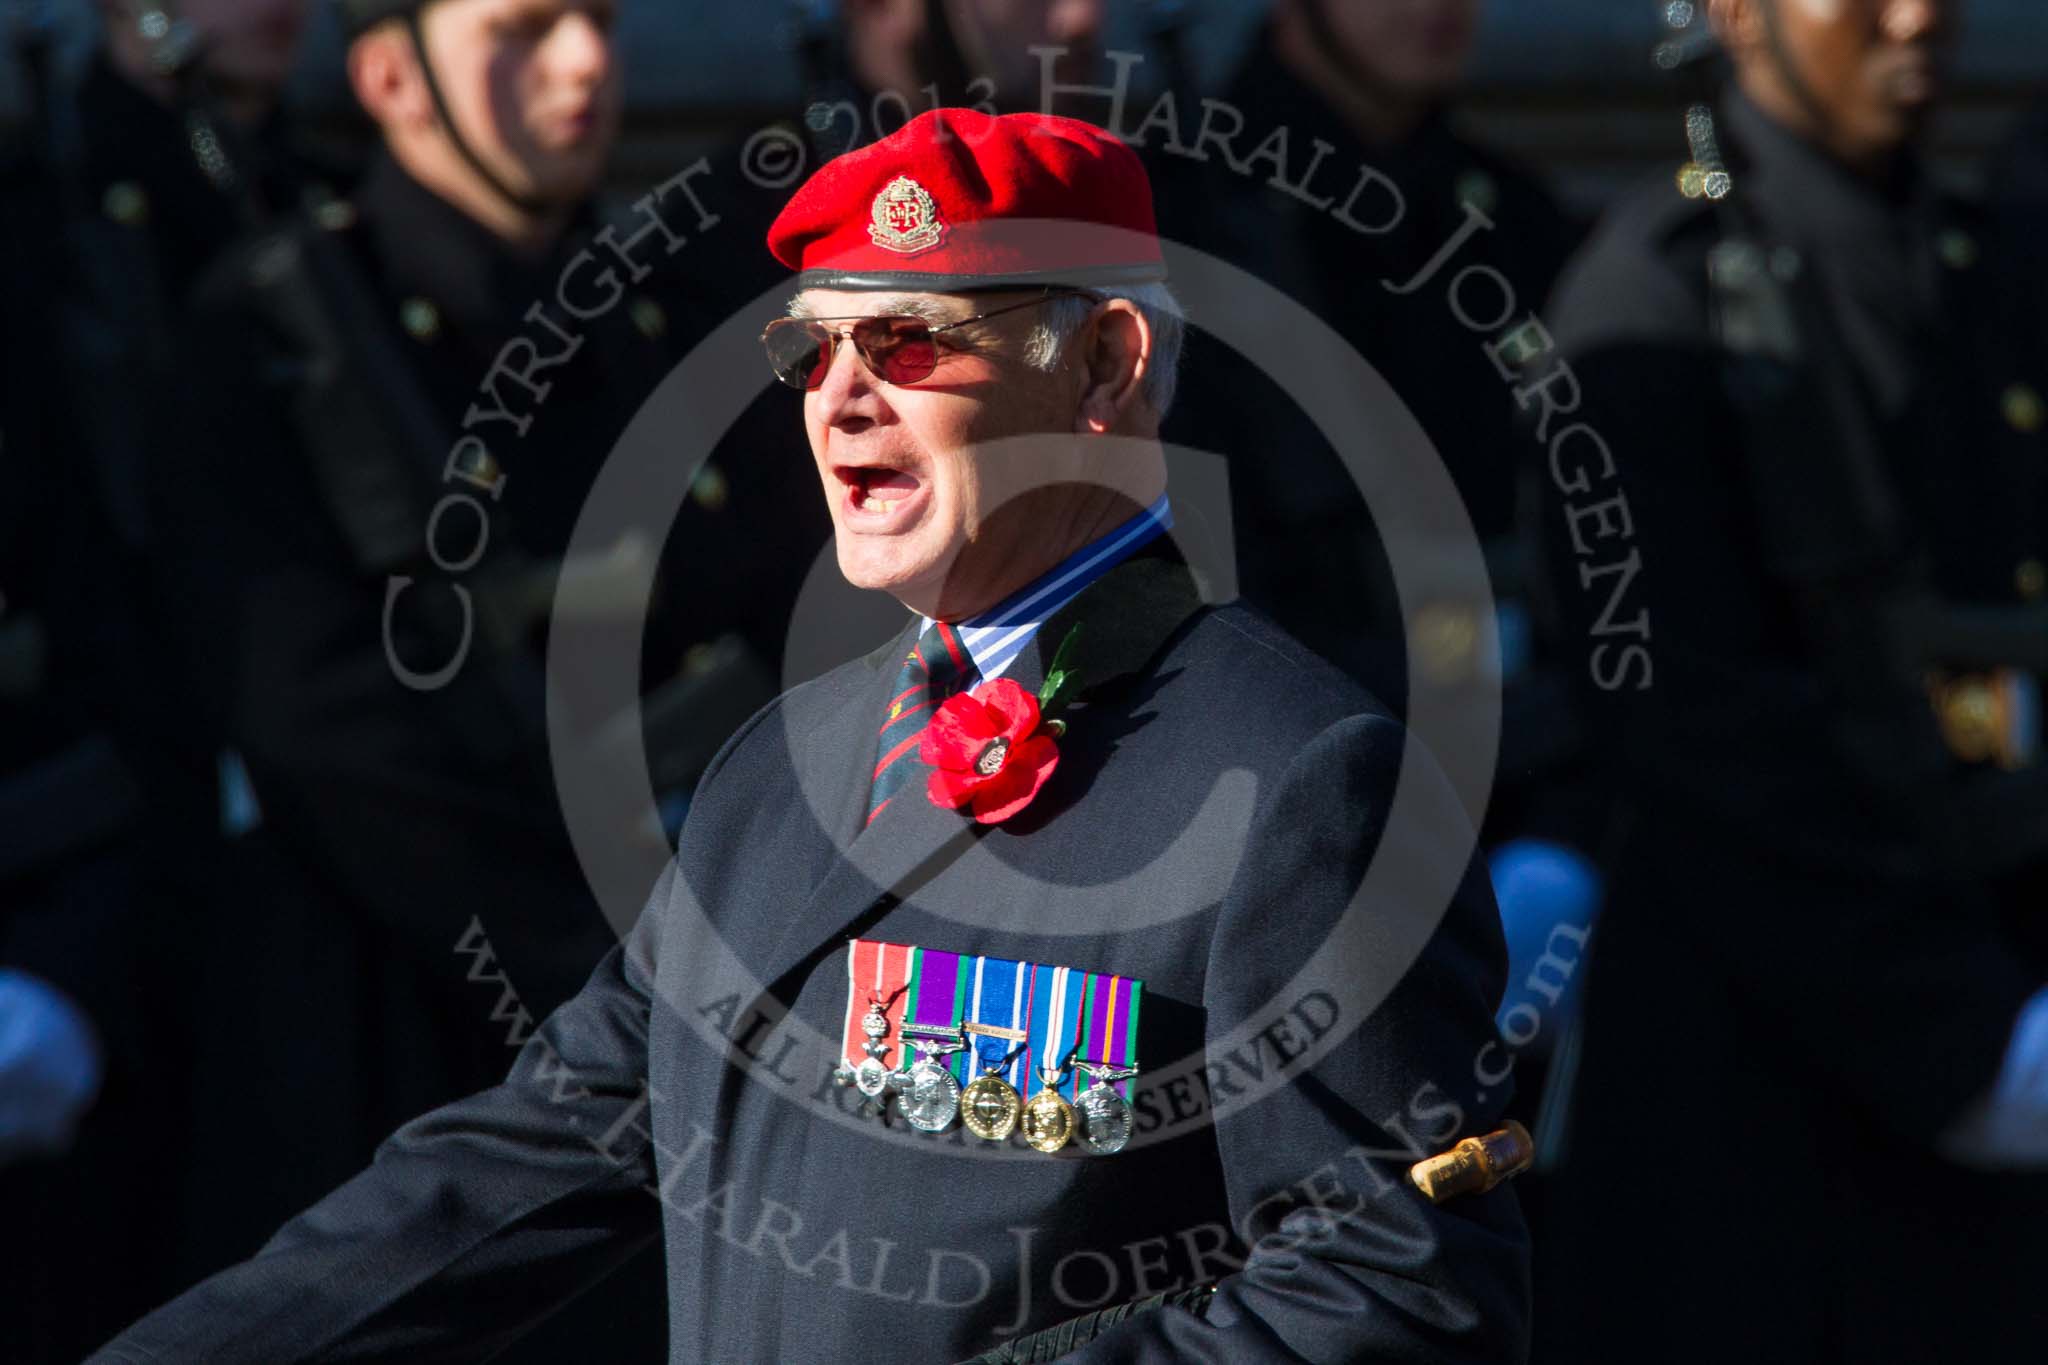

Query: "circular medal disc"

xmin=1021 ymin=1089 xmax=1075 ymax=1154
xmin=854 ymin=1057 xmax=892 ymax=1099
xmin=960 ymin=1074 xmax=1022 ymax=1141
xmin=1076 ymin=1085 xmax=1134 ymax=1155
xmin=901 ymin=1061 xmax=962 ymax=1133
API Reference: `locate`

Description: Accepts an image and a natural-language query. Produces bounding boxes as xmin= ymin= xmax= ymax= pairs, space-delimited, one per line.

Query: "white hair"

xmin=1023 ymin=282 xmax=1186 ymax=420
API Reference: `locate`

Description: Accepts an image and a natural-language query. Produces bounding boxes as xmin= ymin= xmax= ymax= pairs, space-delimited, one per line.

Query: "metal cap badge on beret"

xmin=768 ymin=109 xmax=1167 ymax=292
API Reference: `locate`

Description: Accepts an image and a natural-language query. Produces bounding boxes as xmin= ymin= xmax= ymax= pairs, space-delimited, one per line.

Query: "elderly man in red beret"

xmin=89 ymin=110 xmax=1526 ymax=1364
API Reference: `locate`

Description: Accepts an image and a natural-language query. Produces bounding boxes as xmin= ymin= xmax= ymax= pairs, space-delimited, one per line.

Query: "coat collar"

xmin=1721 ymin=86 xmax=1930 ymax=248
xmin=356 ymin=150 xmax=598 ymax=339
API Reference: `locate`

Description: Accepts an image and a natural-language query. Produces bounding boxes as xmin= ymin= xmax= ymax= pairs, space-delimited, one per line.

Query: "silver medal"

xmin=899 ymin=1058 xmax=963 ymax=1132
xmin=1073 ymin=1061 xmax=1140 ymax=1156
xmin=897 ymin=1028 xmax=967 ymax=1132
xmin=1075 ymin=1083 xmax=1134 ymax=1155
xmin=854 ymin=1056 xmax=892 ymax=1098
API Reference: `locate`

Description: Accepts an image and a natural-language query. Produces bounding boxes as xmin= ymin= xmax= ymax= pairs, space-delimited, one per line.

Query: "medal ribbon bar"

xmin=838 ymin=939 xmax=914 ymax=1080
xmin=1025 ymin=963 xmax=1082 ymax=1098
xmin=1078 ymin=967 xmax=1142 ymax=1099
xmin=843 ymin=938 xmax=1147 ymax=1139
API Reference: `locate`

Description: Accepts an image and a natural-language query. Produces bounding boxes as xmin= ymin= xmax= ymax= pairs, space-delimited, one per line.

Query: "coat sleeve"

xmin=86 ymin=866 xmax=676 ymax=1364
xmin=1070 ymin=712 xmax=1531 ymax=1363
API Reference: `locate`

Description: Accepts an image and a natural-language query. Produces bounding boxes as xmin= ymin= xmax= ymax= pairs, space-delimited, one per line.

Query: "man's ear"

xmin=1706 ymin=0 xmax=1766 ymax=57
xmin=347 ymin=24 xmax=430 ymax=132
xmin=1074 ymin=300 xmax=1152 ymax=435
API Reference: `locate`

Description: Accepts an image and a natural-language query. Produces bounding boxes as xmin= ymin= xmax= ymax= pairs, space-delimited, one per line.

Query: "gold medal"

xmin=1021 ymin=1088 xmax=1075 ymax=1153
xmin=960 ymin=1073 xmax=1022 ymax=1141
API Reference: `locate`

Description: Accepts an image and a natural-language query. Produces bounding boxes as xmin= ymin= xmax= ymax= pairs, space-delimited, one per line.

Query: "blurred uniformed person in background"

xmin=691 ymin=0 xmax=1111 ymax=305
xmin=143 ymin=2 xmax=821 ymax=1352
xmin=0 ymin=4 xmax=328 ymax=1359
xmin=1534 ymin=2 xmax=2048 ymax=1361
xmin=799 ymin=0 xmax=1106 ymax=138
xmin=5 ymin=0 xmax=335 ymax=833
xmin=1143 ymin=0 xmax=1598 ymax=1116
xmin=1151 ymin=0 xmax=1587 ymax=823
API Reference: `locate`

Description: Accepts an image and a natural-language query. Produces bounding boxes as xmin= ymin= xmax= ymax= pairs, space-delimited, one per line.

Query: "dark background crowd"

xmin=2 ymin=1 xmax=2044 ymax=1361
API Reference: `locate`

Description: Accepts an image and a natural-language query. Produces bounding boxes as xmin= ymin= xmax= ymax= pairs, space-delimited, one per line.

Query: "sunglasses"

xmin=760 ymin=289 xmax=1098 ymax=391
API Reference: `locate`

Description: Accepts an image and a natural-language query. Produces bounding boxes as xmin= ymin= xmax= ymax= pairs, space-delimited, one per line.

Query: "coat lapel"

xmin=751 ymin=549 xmax=1209 ymax=999
xmin=754 ymin=619 xmax=982 ymax=997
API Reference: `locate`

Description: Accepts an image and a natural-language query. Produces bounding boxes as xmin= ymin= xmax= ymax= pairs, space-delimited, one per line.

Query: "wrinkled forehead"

xmin=787 ymin=289 xmax=975 ymax=323
xmin=1780 ymin=0 xmax=1849 ymax=21
xmin=1771 ymin=0 xmax=1923 ymax=27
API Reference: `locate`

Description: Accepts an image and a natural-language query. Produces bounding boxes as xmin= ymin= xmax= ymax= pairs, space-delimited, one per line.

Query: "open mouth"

xmin=834 ymin=464 xmax=927 ymax=528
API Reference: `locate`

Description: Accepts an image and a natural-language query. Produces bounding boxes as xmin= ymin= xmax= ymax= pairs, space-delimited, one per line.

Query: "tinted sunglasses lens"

xmin=854 ymin=317 xmax=938 ymax=385
xmin=763 ymin=321 xmax=831 ymax=390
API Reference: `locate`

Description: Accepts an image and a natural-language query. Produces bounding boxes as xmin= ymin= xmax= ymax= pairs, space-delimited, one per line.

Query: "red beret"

xmin=767 ymin=108 xmax=1167 ymax=291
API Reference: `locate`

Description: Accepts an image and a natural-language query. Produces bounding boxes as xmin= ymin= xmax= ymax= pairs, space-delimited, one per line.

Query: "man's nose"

xmin=1047 ymin=0 xmax=1104 ymax=47
xmin=813 ymin=333 xmax=882 ymax=428
xmin=1882 ymin=0 xmax=1945 ymax=44
xmin=550 ymin=11 xmax=614 ymax=86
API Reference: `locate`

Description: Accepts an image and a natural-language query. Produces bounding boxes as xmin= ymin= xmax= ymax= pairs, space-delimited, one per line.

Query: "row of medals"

xmin=833 ymin=1006 xmax=1136 ymax=1155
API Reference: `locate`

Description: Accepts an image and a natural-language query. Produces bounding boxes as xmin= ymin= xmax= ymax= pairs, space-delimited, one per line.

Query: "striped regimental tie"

xmin=867 ymin=619 xmax=976 ymax=825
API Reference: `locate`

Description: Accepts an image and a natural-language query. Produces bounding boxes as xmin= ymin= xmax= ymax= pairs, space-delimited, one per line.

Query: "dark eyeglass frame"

xmin=760 ymin=287 xmax=1102 ymax=392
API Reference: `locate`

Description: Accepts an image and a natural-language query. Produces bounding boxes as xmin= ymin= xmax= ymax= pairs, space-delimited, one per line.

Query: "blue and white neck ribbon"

xmin=924 ymin=492 xmax=1172 ymax=682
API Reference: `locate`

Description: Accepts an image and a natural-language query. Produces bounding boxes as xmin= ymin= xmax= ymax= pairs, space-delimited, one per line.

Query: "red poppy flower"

xmin=919 ymin=677 xmax=1061 ymax=824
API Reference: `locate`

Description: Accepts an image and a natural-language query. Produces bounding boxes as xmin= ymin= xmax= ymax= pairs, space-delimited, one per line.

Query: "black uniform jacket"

xmin=1535 ymin=90 xmax=2048 ymax=1362
xmin=1147 ymin=34 xmax=1586 ymax=833
xmin=152 ymin=152 xmax=826 ymax=1004
xmin=138 ymin=154 xmax=823 ymax=1308
xmin=92 ymin=551 xmax=1528 ymax=1363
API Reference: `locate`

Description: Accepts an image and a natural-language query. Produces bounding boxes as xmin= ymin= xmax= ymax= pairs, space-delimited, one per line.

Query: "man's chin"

xmin=834 ymin=544 xmax=931 ymax=603
xmin=528 ymin=154 xmax=609 ymax=206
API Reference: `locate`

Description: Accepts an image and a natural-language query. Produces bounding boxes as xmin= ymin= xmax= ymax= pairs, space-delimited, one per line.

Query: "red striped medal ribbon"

xmin=836 ymin=939 xmax=914 ymax=1099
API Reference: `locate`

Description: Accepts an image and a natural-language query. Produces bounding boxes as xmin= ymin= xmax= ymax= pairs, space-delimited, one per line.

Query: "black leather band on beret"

xmin=791 ymin=262 xmax=1170 ymax=293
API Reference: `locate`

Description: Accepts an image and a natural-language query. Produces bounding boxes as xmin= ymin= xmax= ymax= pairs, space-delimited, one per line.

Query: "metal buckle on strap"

xmin=1928 ymin=668 xmax=2041 ymax=770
